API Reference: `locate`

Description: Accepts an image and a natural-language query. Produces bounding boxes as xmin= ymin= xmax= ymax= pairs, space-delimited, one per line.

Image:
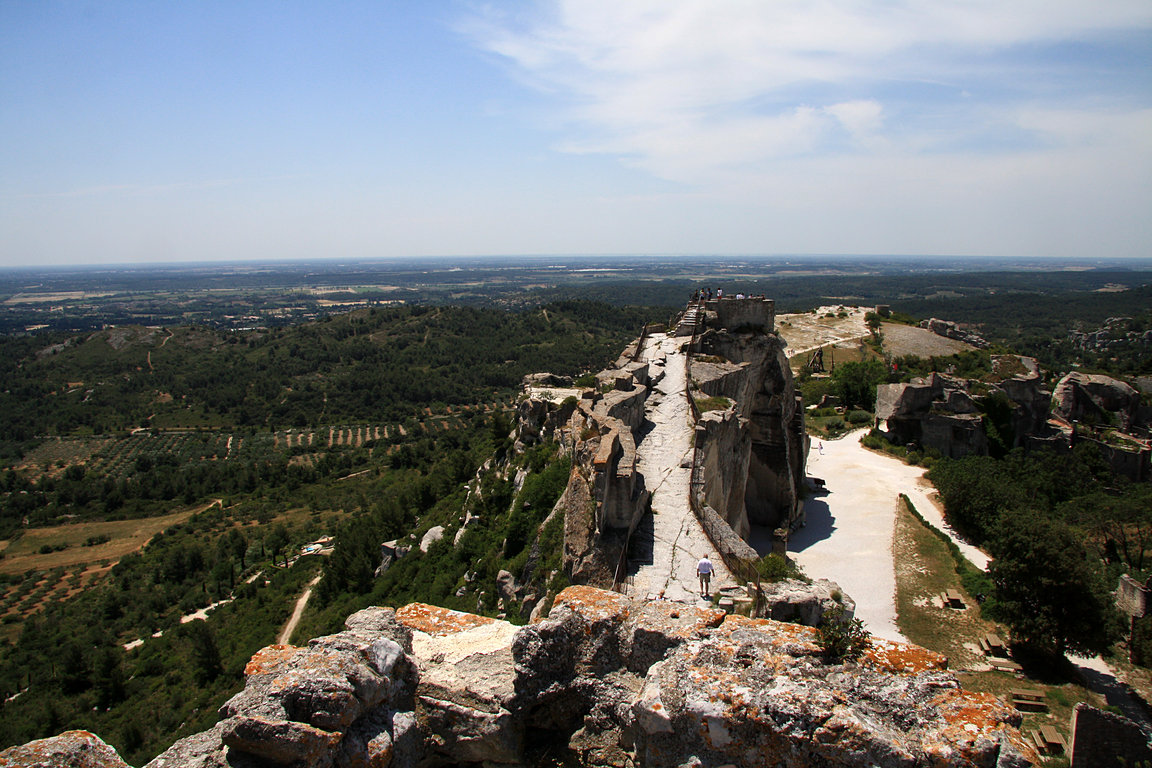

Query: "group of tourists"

xmin=690 ymin=288 xmax=763 ymax=302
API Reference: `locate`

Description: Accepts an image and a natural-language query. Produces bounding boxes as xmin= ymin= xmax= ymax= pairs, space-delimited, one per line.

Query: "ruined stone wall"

xmin=1070 ymin=703 xmax=1152 ymax=768
xmin=708 ymin=296 xmax=775 ymax=332
xmin=693 ymin=412 xmax=752 ymax=537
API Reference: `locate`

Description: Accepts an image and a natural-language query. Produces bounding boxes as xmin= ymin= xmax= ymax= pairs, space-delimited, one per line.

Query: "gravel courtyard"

xmin=789 ymin=428 xmax=987 ymax=642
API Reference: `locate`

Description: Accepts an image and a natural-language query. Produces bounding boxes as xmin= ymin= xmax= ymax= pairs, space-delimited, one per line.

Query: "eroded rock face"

xmin=1052 ymin=371 xmax=1140 ymax=432
xmin=692 ymin=327 xmax=806 ymax=533
xmin=0 ymin=730 xmax=130 ymax=768
xmin=20 ymin=588 xmax=1036 ymax=768
xmin=876 ymin=374 xmax=989 ymax=458
xmin=145 ymin=607 xmax=414 ymax=768
xmin=920 ymin=318 xmax=989 ymax=349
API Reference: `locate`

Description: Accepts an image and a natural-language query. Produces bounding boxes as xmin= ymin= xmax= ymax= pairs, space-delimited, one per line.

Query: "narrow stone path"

xmin=628 ymin=333 xmax=733 ymax=604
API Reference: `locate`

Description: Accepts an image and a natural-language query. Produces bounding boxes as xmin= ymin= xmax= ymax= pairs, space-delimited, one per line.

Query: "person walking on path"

xmin=697 ymin=554 xmax=714 ymax=598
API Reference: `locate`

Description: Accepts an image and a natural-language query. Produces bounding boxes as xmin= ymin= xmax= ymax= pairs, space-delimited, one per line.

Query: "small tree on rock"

xmin=816 ymin=604 xmax=870 ymax=662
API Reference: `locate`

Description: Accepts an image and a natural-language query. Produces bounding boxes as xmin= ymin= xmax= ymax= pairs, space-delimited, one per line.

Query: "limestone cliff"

xmin=520 ymin=300 xmax=806 ymax=590
xmin=690 ymin=300 xmax=807 ymax=535
xmin=875 ymin=356 xmax=1050 ymax=459
xmin=6 ymin=587 xmax=1038 ymax=767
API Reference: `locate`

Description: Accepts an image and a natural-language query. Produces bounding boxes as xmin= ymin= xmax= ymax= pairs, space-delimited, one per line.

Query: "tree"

xmin=830 ymin=359 xmax=888 ymax=411
xmin=928 ymin=455 xmax=1024 ymax=544
xmin=182 ymin=620 xmax=222 ymax=684
xmin=864 ymin=312 xmax=883 ymax=348
xmin=1066 ymin=485 xmax=1152 ymax=571
xmin=266 ymin=524 xmax=290 ymax=567
xmin=988 ymin=509 xmax=1122 ymax=657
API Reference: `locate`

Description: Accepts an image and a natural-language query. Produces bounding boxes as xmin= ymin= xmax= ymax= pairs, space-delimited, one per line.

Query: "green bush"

xmin=846 ymin=410 xmax=872 ymax=425
xmin=816 ymin=604 xmax=869 ymax=662
xmin=755 ymin=553 xmax=806 ymax=583
xmin=694 ymin=395 xmax=731 ymax=413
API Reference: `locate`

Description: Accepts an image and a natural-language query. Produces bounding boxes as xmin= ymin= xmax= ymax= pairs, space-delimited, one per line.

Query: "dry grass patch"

xmin=0 ymin=504 xmax=207 ymax=575
xmin=893 ymin=496 xmax=997 ymax=669
xmin=880 ymin=322 xmax=975 ymax=358
xmin=893 ymin=497 xmax=1103 ymax=749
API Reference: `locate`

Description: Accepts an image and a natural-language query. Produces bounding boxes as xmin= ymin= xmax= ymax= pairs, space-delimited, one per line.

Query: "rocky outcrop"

xmin=692 ymin=321 xmax=807 ymax=534
xmin=518 ymin=352 xmax=653 ymax=588
xmin=28 ymin=586 xmax=1037 ymax=767
xmin=992 ymin=355 xmax=1051 ymax=442
xmin=0 ymin=731 xmax=130 ymax=768
xmin=517 ymin=298 xmax=805 ymax=593
xmin=876 ymin=373 xmax=989 ymax=458
xmin=760 ymin=578 xmax=854 ymax=626
xmin=920 ymin=318 xmax=989 ymax=349
xmin=1052 ymin=371 xmax=1140 ymax=433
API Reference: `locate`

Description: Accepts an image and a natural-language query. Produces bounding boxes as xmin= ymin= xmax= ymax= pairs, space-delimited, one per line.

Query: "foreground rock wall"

xmin=10 ymin=586 xmax=1038 ymax=767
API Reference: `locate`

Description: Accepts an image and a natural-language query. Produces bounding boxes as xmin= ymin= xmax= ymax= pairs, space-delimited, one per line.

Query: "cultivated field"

xmin=0 ymin=505 xmax=205 ymax=575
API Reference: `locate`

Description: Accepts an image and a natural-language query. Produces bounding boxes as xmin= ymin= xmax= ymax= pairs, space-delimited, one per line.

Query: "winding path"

xmin=792 ymin=429 xmax=988 ymax=641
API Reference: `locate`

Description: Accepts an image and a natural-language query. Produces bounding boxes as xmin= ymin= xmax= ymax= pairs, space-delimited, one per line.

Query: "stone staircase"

xmin=673 ymin=303 xmax=704 ymax=337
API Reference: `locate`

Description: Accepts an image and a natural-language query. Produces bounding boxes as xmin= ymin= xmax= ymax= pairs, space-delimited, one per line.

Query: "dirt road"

xmin=278 ymin=574 xmax=322 ymax=645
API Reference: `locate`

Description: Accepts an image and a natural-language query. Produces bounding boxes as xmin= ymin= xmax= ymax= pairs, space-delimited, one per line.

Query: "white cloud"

xmin=461 ymin=0 xmax=1152 ymax=256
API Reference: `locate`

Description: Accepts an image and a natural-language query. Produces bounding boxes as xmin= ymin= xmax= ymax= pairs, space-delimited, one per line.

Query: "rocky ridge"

xmin=2 ymin=585 xmax=1037 ymax=767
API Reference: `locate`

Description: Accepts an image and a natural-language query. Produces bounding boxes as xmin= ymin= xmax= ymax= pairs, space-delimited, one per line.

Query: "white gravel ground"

xmin=789 ymin=428 xmax=988 ymax=642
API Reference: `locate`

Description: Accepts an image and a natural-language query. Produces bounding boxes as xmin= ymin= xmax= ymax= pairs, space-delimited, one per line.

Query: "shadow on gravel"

xmin=786 ymin=498 xmax=836 ymax=553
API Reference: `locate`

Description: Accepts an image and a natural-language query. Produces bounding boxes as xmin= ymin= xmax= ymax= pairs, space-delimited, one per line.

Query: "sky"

xmin=1 ymin=1 xmax=1150 ymax=266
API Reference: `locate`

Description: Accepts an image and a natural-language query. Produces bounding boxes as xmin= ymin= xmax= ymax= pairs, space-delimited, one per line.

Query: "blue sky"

xmin=1 ymin=1 xmax=1150 ymax=266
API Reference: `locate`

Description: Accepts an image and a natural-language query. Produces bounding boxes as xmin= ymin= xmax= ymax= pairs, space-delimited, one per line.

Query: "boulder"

xmin=144 ymin=723 xmax=233 ymax=768
xmin=759 ymin=578 xmax=853 ymax=626
xmin=394 ymin=602 xmax=522 ymax=764
xmin=1052 ymin=371 xmax=1140 ymax=431
xmin=0 ymin=731 xmax=130 ymax=768
xmin=418 ymin=525 xmax=444 ymax=553
xmin=633 ymin=612 xmax=1033 ymax=767
xmin=495 ymin=569 xmax=520 ymax=603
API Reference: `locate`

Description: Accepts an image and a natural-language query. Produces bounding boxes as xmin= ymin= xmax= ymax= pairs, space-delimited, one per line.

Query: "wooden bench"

xmin=941 ymin=589 xmax=965 ymax=609
xmin=987 ymin=657 xmax=1022 ymax=673
xmin=1029 ymin=725 xmax=1066 ymax=754
xmin=979 ymin=632 xmax=1008 ymax=658
xmin=1011 ymin=688 xmax=1048 ymax=712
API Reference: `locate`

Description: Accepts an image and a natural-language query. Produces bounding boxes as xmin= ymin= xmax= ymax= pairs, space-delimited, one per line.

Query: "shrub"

xmin=846 ymin=410 xmax=872 ymax=425
xmin=816 ymin=604 xmax=869 ymax=662
xmin=755 ymin=553 xmax=806 ymax=583
xmin=695 ymin=396 xmax=731 ymax=413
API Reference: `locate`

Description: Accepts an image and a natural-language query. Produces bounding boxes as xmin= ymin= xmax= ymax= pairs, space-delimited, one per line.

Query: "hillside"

xmin=0 ymin=301 xmax=658 ymax=763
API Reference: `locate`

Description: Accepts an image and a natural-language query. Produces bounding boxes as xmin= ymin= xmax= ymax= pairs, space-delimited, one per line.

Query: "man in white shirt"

xmin=697 ymin=554 xmax=714 ymax=598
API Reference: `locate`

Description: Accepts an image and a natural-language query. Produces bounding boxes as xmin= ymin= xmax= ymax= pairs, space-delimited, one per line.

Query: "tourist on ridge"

xmin=697 ymin=554 xmax=714 ymax=598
